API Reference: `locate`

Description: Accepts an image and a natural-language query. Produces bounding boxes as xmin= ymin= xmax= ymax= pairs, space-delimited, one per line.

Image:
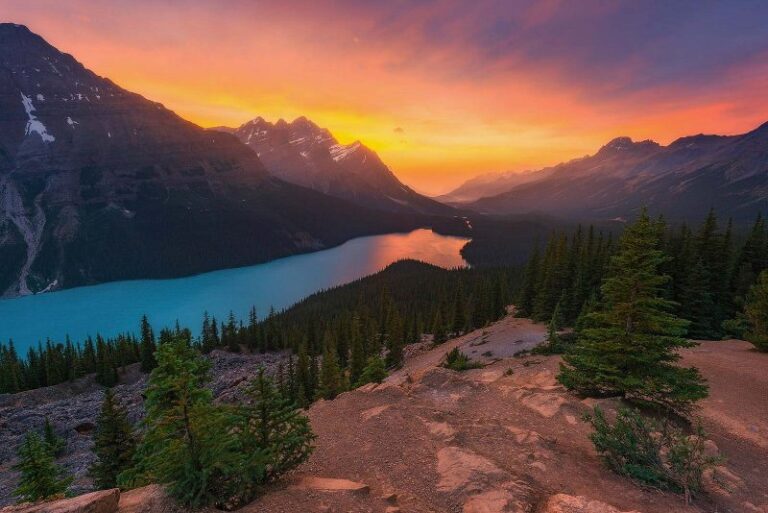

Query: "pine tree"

xmin=545 ymin=300 xmax=563 ymax=350
xmin=452 ymin=284 xmax=467 ymax=335
xmin=90 ymin=389 xmax=137 ymax=489
xmin=432 ymin=310 xmax=447 ymax=345
xmin=231 ymin=369 xmax=314 ymax=505
xmin=139 ymin=315 xmax=157 ymax=373
xmin=295 ymin=343 xmax=314 ymax=407
xmin=43 ymin=417 xmax=65 ymax=458
xmin=13 ymin=432 xmax=72 ymax=502
xmin=119 ymin=338 xmax=237 ymax=508
xmin=385 ymin=309 xmax=404 ymax=368
xmin=348 ymin=318 xmax=366 ymax=386
xmin=356 ymin=355 xmax=388 ymax=386
xmin=744 ymin=270 xmax=768 ymax=352
xmin=95 ymin=335 xmax=118 ymax=387
xmin=318 ymin=332 xmax=343 ymax=400
xmin=559 ymin=210 xmax=708 ymax=414
xmin=516 ymin=246 xmax=540 ymax=317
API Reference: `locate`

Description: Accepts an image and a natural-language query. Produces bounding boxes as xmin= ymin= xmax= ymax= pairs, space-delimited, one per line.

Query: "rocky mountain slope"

xmin=461 ymin=124 xmax=768 ymax=222
xmin=0 ymin=23 xmax=426 ymax=296
xmin=2 ymin=312 xmax=766 ymax=513
xmin=221 ymin=117 xmax=453 ymax=214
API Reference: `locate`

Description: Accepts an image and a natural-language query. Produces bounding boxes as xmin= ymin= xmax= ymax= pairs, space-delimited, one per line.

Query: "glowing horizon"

xmin=4 ymin=1 xmax=768 ymax=194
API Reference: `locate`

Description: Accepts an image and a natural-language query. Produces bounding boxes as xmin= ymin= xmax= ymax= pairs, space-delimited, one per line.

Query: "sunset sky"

xmin=4 ymin=0 xmax=768 ymax=194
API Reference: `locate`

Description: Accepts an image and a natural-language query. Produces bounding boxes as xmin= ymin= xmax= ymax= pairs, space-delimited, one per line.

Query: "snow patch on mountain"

xmin=20 ymin=92 xmax=55 ymax=143
xmin=330 ymin=141 xmax=361 ymax=161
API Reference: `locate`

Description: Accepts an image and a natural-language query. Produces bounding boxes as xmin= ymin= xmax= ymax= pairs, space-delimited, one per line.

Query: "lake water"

xmin=0 ymin=229 xmax=469 ymax=354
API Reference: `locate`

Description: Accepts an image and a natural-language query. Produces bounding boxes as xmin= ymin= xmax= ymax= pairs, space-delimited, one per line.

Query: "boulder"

xmin=1 ymin=489 xmax=119 ymax=513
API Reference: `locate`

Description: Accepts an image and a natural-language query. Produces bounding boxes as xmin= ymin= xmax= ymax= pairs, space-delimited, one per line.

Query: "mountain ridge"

xmin=453 ymin=122 xmax=768 ymax=221
xmin=0 ymin=23 xmax=430 ymax=297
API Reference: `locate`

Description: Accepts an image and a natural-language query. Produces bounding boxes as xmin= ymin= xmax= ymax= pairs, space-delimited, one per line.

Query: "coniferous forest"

xmin=516 ymin=210 xmax=768 ymax=342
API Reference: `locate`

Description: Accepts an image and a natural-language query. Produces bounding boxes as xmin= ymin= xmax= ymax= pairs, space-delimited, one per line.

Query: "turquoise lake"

xmin=0 ymin=229 xmax=469 ymax=354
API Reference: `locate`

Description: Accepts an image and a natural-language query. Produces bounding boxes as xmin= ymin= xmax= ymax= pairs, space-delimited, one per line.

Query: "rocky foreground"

xmin=2 ymin=314 xmax=767 ymax=513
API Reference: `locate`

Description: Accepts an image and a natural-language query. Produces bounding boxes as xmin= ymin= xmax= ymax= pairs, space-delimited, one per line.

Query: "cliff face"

xmin=0 ymin=24 xmax=423 ymax=296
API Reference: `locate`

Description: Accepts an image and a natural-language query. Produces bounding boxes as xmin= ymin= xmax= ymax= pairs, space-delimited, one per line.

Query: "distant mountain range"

xmin=215 ymin=117 xmax=451 ymax=214
xmin=447 ymin=125 xmax=768 ymax=222
xmin=0 ymin=24 xmax=433 ymax=296
xmin=436 ymin=168 xmax=556 ymax=204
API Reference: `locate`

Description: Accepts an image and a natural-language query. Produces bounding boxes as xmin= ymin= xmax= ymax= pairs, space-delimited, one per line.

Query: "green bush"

xmin=584 ymin=407 xmax=723 ymax=503
xmin=442 ymin=348 xmax=483 ymax=371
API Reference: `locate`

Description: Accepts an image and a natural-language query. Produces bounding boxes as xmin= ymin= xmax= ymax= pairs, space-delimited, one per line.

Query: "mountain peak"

xmin=598 ymin=136 xmax=659 ymax=155
xmin=602 ymin=136 xmax=634 ymax=150
xmin=0 ymin=22 xmax=31 ymax=35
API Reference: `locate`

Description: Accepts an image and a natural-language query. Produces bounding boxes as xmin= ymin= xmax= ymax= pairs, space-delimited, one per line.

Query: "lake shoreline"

xmin=0 ymin=229 xmax=470 ymax=353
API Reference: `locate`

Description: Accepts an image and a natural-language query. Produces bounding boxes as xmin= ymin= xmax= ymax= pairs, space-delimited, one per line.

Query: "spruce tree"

xmin=452 ymin=284 xmax=467 ymax=335
xmin=43 ymin=417 xmax=65 ymax=458
xmin=139 ymin=315 xmax=157 ymax=373
xmin=559 ymin=210 xmax=708 ymax=414
xmin=234 ymin=370 xmax=314 ymax=492
xmin=432 ymin=310 xmax=447 ymax=345
xmin=516 ymin=247 xmax=540 ymax=317
xmin=13 ymin=432 xmax=72 ymax=502
xmin=90 ymin=389 xmax=137 ymax=489
xmin=744 ymin=270 xmax=768 ymax=352
xmin=348 ymin=320 xmax=366 ymax=387
xmin=356 ymin=355 xmax=388 ymax=386
xmin=295 ymin=343 xmax=314 ymax=407
xmin=119 ymin=338 xmax=237 ymax=508
xmin=318 ymin=333 xmax=343 ymax=400
xmin=385 ymin=309 xmax=404 ymax=368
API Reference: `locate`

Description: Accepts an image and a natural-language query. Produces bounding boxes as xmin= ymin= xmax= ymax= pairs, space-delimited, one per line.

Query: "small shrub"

xmin=481 ymin=351 xmax=493 ymax=357
xmin=584 ymin=407 xmax=723 ymax=503
xmin=532 ymin=332 xmax=576 ymax=355
xmin=442 ymin=348 xmax=483 ymax=371
xmin=356 ymin=355 xmax=388 ymax=387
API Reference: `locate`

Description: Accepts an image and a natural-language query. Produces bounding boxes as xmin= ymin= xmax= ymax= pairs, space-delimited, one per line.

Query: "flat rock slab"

xmin=543 ymin=494 xmax=642 ymax=513
xmin=292 ymin=477 xmax=370 ymax=495
xmin=1 ymin=489 xmax=120 ymax=513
